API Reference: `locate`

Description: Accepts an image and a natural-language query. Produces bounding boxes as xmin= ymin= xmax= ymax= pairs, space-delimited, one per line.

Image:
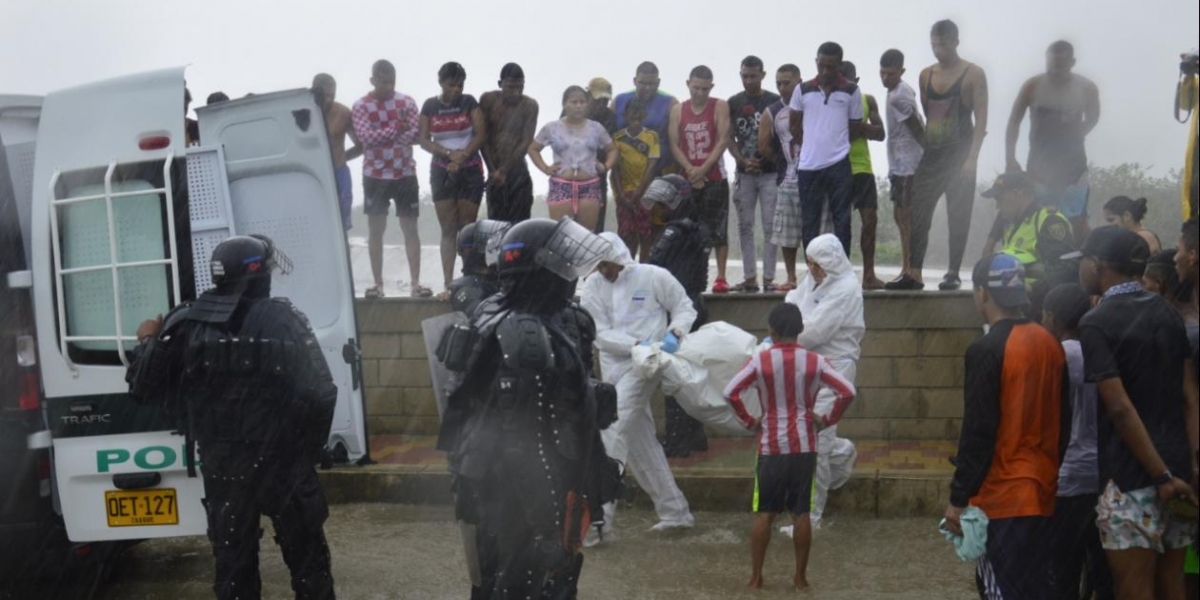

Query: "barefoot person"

xmin=909 ymin=19 xmax=990 ymax=291
xmin=528 ymin=86 xmax=617 ymax=231
xmin=418 ymin=62 xmax=485 ymax=298
xmin=312 ymin=73 xmax=363 ymax=232
xmin=725 ymin=303 xmax=856 ymax=591
xmin=351 ymin=59 xmax=427 ymax=298
xmin=879 ymin=49 xmax=927 ymax=290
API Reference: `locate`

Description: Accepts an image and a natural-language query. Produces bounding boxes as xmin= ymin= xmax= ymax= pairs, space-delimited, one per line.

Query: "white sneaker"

xmin=779 ymin=525 xmax=795 ymax=539
xmin=649 ymin=515 xmax=695 ymax=532
xmin=583 ymin=523 xmax=613 ymax=548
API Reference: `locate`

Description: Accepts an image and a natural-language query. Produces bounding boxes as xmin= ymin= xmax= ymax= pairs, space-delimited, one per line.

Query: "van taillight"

xmin=19 ymin=370 xmax=40 ymax=410
xmin=138 ymin=136 xmax=171 ymax=151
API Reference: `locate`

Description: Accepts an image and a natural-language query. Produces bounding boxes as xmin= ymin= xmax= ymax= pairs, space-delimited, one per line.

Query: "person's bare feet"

xmin=793 ymin=574 xmax=810 ymax=591
xmin=862 ymin=275 xmax=886 ymax=290
xmin=747 ymin=575 xmax=764 ymax=590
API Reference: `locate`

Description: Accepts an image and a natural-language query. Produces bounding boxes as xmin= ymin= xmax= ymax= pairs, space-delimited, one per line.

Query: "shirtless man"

xmin=909 ymin=19 xmax=989 ymax=291
xmin=313 ymin=73 xmax=363 ymax=231
xmin=479 ymin=63 xmax=539 ymax=223
xmin=1005 ymin=41 xmax=1100 ymax=247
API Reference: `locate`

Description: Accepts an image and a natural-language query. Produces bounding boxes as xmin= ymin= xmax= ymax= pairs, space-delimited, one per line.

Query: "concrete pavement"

xmin=96 ymin=505 xmax=978 ymax=600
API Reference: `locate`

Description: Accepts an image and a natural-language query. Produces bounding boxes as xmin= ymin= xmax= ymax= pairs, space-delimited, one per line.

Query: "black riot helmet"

xmin=457 ymin=220 xmax=511 ymax=275
xmin=492 ymin=218 xmax=611 ymax=313
xmin=493 ymin=218 xmax=611 ymax=281
xmin=209 ymin=234 xmax=293 ymax=299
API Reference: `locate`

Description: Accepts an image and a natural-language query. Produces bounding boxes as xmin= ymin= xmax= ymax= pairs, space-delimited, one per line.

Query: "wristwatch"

xmin=1152 ymin=470 xmax=1174 ymax=488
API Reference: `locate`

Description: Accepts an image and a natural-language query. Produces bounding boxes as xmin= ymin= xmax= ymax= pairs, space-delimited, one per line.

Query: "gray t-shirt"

xmin=534 ymin=119 xmax=613 ymax=178
xmin=885 ymin=81 xmax=924 ymax=177
xmin=1058 ymin=339 xmax=1100 ymax=497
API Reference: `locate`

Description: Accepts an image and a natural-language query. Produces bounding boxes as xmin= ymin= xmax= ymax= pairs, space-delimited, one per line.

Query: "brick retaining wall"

xmin=354 ymin=291 xmax=982 ymax=441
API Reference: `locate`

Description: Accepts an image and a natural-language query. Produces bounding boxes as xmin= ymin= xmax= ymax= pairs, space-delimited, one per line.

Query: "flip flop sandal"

xmin=776 ymin=282 xmax=798 ymax=292
xmin=763 ymin=282 xmax=779 ymax=293
xmin=365 ymin=286 xmax=384 ymax=300
xmin=410 ymin=285 xmax=433 ymax=299
xmin=730 ymin=281 xmax=761 ymax=293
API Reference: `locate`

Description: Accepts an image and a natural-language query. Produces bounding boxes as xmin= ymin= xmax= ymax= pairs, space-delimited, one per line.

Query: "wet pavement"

xmin=94 ymin=504 xmax=977 ymax=600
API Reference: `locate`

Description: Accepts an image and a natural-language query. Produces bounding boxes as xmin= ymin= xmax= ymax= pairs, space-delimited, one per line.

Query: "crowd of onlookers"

xmin=184 ymin=19 xmax=1197 ymax=311
xmin=178 ymin=16 xmax=1200 ymax=599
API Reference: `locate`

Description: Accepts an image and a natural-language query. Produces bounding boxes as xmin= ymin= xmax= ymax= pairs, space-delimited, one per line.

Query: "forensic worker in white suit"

xmin=785 ymin=233 xmax=865 ymax=528
xmin=581 ymin=232 xmax=697 ymax=544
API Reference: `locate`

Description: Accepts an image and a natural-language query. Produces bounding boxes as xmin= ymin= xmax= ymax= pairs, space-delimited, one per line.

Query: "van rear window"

xmin=50 ymin=160 xmax=193 ymax=366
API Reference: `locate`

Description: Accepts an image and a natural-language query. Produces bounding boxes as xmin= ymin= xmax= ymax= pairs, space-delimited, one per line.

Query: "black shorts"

xmin=696 ymin=180 xmax=730 ymax=248
xmin=753 ymin=452 xmax=817 ymax=515
xmin=431 ymin=163 xmax=485 ymax=203
xmin=364 ymin=176 xmax=420 ymax=218
xmin=977 ymin=517 xmax=1056 ymax=600
xmin=889 ymin=174 xmax=915 ymax=207
xmin=851 ymin=173 xmax=879 ymax=211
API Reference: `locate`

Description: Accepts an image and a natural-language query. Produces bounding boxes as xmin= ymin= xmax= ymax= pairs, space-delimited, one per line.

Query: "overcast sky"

xmin=2 ymin=0 xmax=1197 ymax=199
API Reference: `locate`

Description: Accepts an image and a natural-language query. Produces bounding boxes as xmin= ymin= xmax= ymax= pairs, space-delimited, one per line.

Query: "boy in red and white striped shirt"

xmin=723 ymin=303 xmax=856 ymax=591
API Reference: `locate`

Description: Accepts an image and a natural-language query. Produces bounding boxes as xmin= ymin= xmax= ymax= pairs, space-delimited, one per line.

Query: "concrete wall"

xmin=354 ymin=291 xmax=982 ymax=441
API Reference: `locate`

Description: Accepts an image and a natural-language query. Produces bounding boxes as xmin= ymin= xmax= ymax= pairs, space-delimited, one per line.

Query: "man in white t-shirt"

xmin=789 ymin=42 xmax=865 ymax=256
xmin=880 ymin=49 xmax=928 ymax=291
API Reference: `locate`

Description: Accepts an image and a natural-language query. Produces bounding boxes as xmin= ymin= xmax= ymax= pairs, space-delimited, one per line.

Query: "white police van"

xmin=22 ymin=67 xmax=368 ymax=544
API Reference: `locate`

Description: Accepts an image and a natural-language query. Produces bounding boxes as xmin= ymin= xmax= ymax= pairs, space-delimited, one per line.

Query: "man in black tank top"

xmin=907 ymin=19 xmax=990 ymax=291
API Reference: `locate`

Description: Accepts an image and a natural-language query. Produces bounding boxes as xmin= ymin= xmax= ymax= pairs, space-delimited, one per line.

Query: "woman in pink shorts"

xmin=528 ymin=86 xmax=617 ymax=231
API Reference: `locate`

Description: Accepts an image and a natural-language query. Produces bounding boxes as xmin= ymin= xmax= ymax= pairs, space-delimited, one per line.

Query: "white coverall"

xmin=784 ymin=234 xmax=864 ymax=527
xmin=581 ymin=233 xmax=697 ymax=528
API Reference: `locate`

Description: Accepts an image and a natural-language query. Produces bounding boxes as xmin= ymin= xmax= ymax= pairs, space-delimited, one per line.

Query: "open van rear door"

xmin=196 ymin=91 xmax=368 ymax=463
xmin=30 ymin=67 xmax=206 ymax=541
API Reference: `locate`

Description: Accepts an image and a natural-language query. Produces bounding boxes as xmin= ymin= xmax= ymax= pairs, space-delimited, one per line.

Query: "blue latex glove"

xmin=661 ymin=332 xmax=680 ymax=354
xmin=762 ymin=336 xmax=773 ymax=345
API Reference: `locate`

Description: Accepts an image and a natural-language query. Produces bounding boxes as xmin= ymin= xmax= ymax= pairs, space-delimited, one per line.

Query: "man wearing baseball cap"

xmin=981 ymin=171 xmax=1077 ymax=317
xmin=945 ymin=252 xmax=1070 ymax=600
xmin=587 ymin=77 xmax=619 ymax=233
xmin=1076 ymin=225 xmax=1199 ymax=600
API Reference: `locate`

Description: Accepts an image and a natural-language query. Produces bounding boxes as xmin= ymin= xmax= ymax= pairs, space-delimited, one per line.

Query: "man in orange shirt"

xmin=944 ymin=253 xmax=1071 ymax=600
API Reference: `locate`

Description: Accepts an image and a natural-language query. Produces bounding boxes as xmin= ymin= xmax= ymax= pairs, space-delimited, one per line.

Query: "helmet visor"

xmin=535 ymin=218 xmax=613 ymax=281
xmin=640 ymin=175 xmax=688 ymax=211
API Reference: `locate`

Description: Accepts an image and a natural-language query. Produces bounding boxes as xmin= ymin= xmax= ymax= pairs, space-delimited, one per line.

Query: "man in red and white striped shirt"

xmin=351 ymin=59 xmax=427 ymax=298
xmin=723 ymin=303 xmax=855 ymax=592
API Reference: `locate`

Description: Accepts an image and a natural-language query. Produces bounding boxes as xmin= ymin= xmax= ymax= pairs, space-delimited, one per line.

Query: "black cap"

xmin=1079 ymin=225 xmax=1151 ymax=266
xmin=499 ymin=63 xmax=525 ymax=81
xmin=981 ymin=171 xmax=1036 ymax=199
xmin=972 ymin=253 xmax=1030 ymax=309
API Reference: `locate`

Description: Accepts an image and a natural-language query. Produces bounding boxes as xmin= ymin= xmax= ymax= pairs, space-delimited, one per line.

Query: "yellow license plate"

xmin=105 ymin=488 xmax=179 ymax=527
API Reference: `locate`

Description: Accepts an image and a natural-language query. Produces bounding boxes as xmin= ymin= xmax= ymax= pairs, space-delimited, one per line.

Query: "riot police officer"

xmin=446 ymin=220 xmax=511 ymax=316
xmin=126 ymin=235 xmax=338 ymax=600
xmin=436 ymin=218 xmax=617 ymax=600
xmin=643 ymin=175 xmax=711 ymax=458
